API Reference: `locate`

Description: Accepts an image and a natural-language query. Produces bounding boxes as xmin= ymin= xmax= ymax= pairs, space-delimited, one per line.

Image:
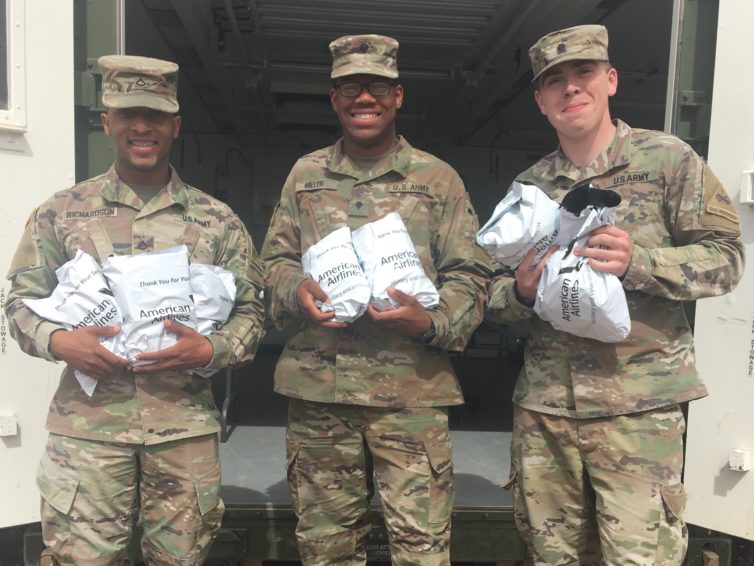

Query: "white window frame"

xmin=0 ymin=0 xmax=26 ymax=131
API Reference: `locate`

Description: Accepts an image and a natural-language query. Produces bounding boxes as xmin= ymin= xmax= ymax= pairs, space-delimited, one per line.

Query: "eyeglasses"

xmin=334 ymin=81 xmax=395 ymax=97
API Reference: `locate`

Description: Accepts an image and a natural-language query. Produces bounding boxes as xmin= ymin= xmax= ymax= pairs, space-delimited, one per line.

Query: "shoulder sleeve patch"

xmin=699 ymin=165 xmax=741 ymax=233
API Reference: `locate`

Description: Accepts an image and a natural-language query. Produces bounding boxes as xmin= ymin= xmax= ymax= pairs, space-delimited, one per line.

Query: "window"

xmin=0 ymin=0 xmax=25 ymax=131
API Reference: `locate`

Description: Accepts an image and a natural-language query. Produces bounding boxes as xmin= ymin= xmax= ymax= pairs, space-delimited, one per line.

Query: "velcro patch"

xmin=295 ymin=179 xmax=338 ymax=192
xmin=704 ymin=188 xmax=740 ymax=225
xmin=387 ymin=183 xmax=431 ymax=194
xmin=64 ymin=208 xmax=118 ymax=220
xmin=602 ymin=170 xmax=658 ymax=188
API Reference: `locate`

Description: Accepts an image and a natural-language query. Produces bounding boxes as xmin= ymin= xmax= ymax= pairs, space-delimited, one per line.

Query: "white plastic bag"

xmin=476 ymin=181 xmax=560 ymax=268
xmin=23 ymin=249 xmax=124 ymax=396
xmin=534 ymin=186 xmax=630 ymax=343
xmin=188 ymin=263 xmax=236 ymax=377
xmin=190 ymin=263 xmax=236 ymax=334
xmin=301 ymin=226 xmax=370 ymax=323
xmin=102 ymin=245 xmax=196 ymax=365
xmin=352 ymin=212 xmax=439 ymax=311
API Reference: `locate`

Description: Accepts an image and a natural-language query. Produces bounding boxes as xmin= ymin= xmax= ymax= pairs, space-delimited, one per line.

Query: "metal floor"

xmin=218 ymin=426 xmax=513 ymax=509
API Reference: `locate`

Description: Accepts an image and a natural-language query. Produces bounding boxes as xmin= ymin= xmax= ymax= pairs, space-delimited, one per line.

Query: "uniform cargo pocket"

xmin=193 ymin=462 xmax=222 ymax=516
xmin=36 ymin=452 xmax=80 ymax=516
xmin=424 ymin=439 xmax=453 ymax=525
xmin=425 ymin=439 xmax=452 ymax=476
xmin=660 ymin=482 xmax=687 ymax=523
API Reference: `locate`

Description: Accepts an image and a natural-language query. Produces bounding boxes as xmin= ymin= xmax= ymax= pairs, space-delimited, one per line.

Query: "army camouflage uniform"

xmin=5 ymin=164 xmax=265 ymax=564
xmin=262 ymin=134 xmax=491 ymax=565
xmin=488 ymin=119 xmax=744 ymax=565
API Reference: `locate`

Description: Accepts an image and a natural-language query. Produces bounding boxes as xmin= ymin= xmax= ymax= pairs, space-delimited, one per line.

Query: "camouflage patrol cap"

xmin=329 ymin=34 xmax=399 ymax=79
xmin=98 ymin=55 xmax=180 ymax=113
xmin=529 ymin=25 xmax=609 ymax=82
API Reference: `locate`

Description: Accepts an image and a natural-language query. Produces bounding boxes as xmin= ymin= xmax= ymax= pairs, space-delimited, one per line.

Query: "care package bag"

xmin=190 ymin=263 xmax=236 ymax=334
xmin=188 ymin=263 xmax=236 ymax=377
xmin=534 ymin=184 xmax=631 ymax=343
xmin=352 ymin=212 xmax=439 ymax=312
xmin=23 ymin=249 xmax=124 ymax=396
xmin=301 ymin=226 xmax=370 ymax=323
xmin=102 ymin=245 xmax=196 ymax=365
xmin=476 ymin=181 xmax=560 ymax=268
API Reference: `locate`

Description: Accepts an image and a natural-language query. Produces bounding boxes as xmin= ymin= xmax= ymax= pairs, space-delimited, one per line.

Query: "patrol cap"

xmin=529 ymin=25 xmax=609 ymax=82
xmin=329 ymin=34 xmax=399 ymax=79
xmin=98 ymin=55 xmax=180 ymax=113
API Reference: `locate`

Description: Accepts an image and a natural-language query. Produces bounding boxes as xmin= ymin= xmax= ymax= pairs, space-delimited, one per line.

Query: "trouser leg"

xmin=139 ymin=434 xmax=224 ymax=566
xmin=286 ymin=399 xmax=371 ymax=566
xmin=582 ymin=405 xmax=688 ymax=566
xmin=509 ymin=407 xmax=600 ymax=566
xmin=510 ymin=405 xmax=688 ymax=566
xmin=37 ymin=434 xmax=137 ymax=566
xmin=367 ymin=406 xmax=453 ymax=566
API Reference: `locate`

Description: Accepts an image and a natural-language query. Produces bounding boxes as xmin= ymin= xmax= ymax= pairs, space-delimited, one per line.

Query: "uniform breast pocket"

xmin=296 ymin=187 xmax=349 ymax=241
xmin=605 ymin=176 xmax=668 ymax=247
xmin=61 ymin=224 xmax=105 ymax=263
xmin=382 ymin=191 xmax=436 ymax=247
xmin=168 ymin=221 xmax=211 ymax=263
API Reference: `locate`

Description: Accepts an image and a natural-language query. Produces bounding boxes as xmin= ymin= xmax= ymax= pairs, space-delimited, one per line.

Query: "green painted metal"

xmin=670 ymin=0 xmax=719 ymax=157
xmin=73 ymin=0 xmax=120 ymax=182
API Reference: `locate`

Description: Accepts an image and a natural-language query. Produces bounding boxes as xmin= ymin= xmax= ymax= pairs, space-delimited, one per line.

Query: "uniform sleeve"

xmin=203 ymin=212 xmax=266 ymax=369
xmin=425 ymin=175 xmax=492 ymax=351
xmin=4 ymin=204 xmax=68 ymax=361
xmin=260 ymin=171 xmax=310 ymax=331
xmin=622 ymin=151 xmax=745 ymax=299
xmin=486 ymin=260 xmax=536 ymax=324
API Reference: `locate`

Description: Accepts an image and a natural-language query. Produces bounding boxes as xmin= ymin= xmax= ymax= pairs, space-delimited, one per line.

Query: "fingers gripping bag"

xmin=352 ymin=212 xmax=439 ymax=312
xmin=301 ymin=226 xmax=370 ymax=323
xmin=102 ymin=245 xmax=197 ymax=365
xmin=476 ymin=181 xmax=560 ymax=268
xmin=534 ymin=184 xmax=631 ymax=343
xmin=22 ymin=249 xmax=124 ymax=396
xmin=189 ymin=263 xmax=236 ymax=377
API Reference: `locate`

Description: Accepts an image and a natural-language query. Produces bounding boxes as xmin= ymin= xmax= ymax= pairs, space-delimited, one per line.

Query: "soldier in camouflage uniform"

xmin=487 ymin=25 xmax=744 ymax=565
xmin=4 ymin=55 xmax=265 ymax=565
xmin=261 ymin=35 xmax=491 ymax=566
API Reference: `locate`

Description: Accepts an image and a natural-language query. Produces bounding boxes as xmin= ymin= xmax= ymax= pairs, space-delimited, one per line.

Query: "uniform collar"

xmin=101 ymin=165 xmax=190 ymax=212
xmin=535 ymin=119 xmax=633 ymax=184
xmin=326 ymin=135 xmax=412 ymax=181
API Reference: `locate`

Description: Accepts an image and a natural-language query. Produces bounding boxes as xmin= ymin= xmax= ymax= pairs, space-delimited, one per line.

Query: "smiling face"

xmin=101 ymin=107 xmax=181 ymax=186
xmin=330 ymin=74 xmax=403 ymax=157
xmin=534 ymin=60 xmax=617 ymax=147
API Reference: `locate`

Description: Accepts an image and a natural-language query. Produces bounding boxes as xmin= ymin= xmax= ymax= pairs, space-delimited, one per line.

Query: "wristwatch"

xmin=416 ymin=320 xmax=437 ymax=345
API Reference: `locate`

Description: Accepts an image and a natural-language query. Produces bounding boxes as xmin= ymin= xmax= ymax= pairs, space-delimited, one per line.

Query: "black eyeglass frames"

xmin=334 ymin=81 xmax=395 ymax=97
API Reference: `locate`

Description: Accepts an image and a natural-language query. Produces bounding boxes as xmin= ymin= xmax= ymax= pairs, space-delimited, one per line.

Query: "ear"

xmin=172 ymin=115 xmax=182 ymax=139
xmin=100 ymin=112 xmax=111 ymax=136
xmin=330 ymin=88 xmax=338 ymax=111
xmin=534 ymin=90 xmax=546 ymax=116
xmin=607 ymin=67 xmax=618 ymax=97
xmin=393 ymin=84 xmax=404 ymax=110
